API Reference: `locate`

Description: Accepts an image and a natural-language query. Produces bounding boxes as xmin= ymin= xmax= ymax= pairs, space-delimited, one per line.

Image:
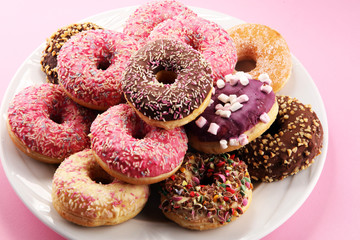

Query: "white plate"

xmin=0 ymin=6 xmax=328 ymax=240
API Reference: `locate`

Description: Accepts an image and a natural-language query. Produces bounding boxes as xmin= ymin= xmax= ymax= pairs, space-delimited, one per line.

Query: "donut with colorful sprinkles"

xmin=186 ymin=72 xmax=278 ymax=154
xmin=148 ymin=15 xmax=237 ymax=83
xmin=57 ymin=29 xmax=138 ymax=111
xmin=121 ymin=39 xmax=213 ymax=130
xmin=6 ymin=83 xmax=96 ymax=164
xmin=235 ymin=95 xmax=324 ymax=182
xmin=90 ymin=104 xmax=188 ymax=185
xmin=159 ymin=152 xmax=253 ymax=230
xmin=52 ymin=149 xmax=150 ymax=227
xmin=123 ymin=0 xmax=197 ymax=45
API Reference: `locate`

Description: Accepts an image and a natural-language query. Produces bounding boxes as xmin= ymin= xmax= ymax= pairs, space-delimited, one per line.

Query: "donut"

xmin=123 ymin=0 xmax=196 ymax=45
xmin=228 ymin=23 xmax=292 ymax=92
xmin=57 ymin=29 xmax=138 ymax=111
xmin=159 ymin=152 xmax=253 ymax=230
xmin=121 ymin=39 xmax=213 ymax=130
xmin=186 ymin=72 xmax=278 ymax=154
xmin=235 ymin=96 xmax=324 ymax=182
xmin=40 ymin=22 xmax=102 ymax=84
xmin=52 ymin=149 xmax=150 ymax=227
xmin=148 ymin=15 xmax=237 ymax=83
xmin=90 ymin=104 xmax=188 ymax=185
xmin=6 ymin=83 xmax=96 ymax=164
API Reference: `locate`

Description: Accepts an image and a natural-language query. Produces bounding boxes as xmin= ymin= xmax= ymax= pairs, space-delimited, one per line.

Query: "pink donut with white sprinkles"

xmin=186 ymin=72 xmax=279 ymax=154
xmin=123 ymin=0 xmax=197 ymax=45
xmin=148 ymin=15 xmax=237 ymax=83
xmin=57 ymin=29 xmax=139 ymax=111
xmin=7 ymin=83 xmax=96 ymax=164
xmin=90 ymin=104 xmax=188 ymax=185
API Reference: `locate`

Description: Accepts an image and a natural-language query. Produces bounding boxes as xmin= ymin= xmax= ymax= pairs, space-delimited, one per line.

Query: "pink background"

xmin=0 ymin=0 xmax=358 ymax=239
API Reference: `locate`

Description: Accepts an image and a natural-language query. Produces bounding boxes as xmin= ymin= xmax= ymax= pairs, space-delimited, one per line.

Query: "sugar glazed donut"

xmin=149 ymin=15 xmax=237 ymax=83
xmin=52 ymin=149 xmax=150 ymax=227
xmin=7 ymin=83 xmax=96 ymax=164
xmin=90 ymin=104 xmax=188 ymax=185
xmin=121 ymin=39 xmax=213 ymax=130
xmin=235 ymin=96 xmax=324 ymax=182
xmin=123 ymin=0 xmax=196 ymax=44
xmin=186 ymin=72 xmax=278 ymax=154
xmin=159 ymin=152 xmax=252 ymax=230
xmin=57 ymin=29 xmax=138 ymax=111
xmin=41 ymin=22 xmax=102 ymax=84
xmin=228 ymin=23 xmax=292 ymax=92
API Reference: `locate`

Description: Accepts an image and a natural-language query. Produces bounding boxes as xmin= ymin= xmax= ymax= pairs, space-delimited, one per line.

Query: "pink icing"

xmin=148 ymin=15 xmax=237 ymax=82
xmin=90 ymin=104 xmax=188 ymax=178
xmin=7 ymin=83 xmax=95 ymax=159
xmin=57 ymin=29 xmax=139 ymax=110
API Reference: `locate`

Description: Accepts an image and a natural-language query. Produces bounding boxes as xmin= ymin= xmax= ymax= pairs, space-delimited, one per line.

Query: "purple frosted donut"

xmin=123 ymin=0 xmax=197 ymax=45
xmin=148 ymin=15 xmax=237 ymax=83
xmin=186 ymin=72 xmax=279 ymax=154
xmin=57 ymin=29 xmax=139 ymax=111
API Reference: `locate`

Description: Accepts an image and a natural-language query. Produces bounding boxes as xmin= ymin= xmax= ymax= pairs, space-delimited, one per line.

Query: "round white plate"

xmin=0 ymin=6 xmax=328 ymax=240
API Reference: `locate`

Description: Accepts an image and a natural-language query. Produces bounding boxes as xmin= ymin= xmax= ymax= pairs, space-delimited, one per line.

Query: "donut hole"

xmin=89 ymin=164 xmax=114 ymax=185
xmin=96 ymin=55 xmax=113 ymax=71
xmin=235 ymin=58 xmax=257 ymax=72
xmin=154 ymin=67 xmax=178 ymax=85
xmin=49 ymin=112 xmax=64 ymax=124
xmin=131 ymin=123 xmax=150 ymax=140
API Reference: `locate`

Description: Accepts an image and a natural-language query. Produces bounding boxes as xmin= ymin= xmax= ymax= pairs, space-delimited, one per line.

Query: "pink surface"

xmin=0 ymin=0 xmax=358 ymax=239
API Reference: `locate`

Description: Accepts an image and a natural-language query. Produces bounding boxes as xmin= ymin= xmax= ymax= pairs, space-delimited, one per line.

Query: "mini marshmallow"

xmin=215 ymin=103 xmax=224 ymax=110
xmin=195 ymin=116 xmax=207 ymax=128
xmin=212 ymin=87 xmax=216 ymax=95
xmin=218 ymin=93 xmax=229 ymax=103
xmin=230 ymin=102 xmax=243 ymax=112
xmin=229 ymin=76 xmax=239 ymax=86
xmin=235 ymin=71 xmax=249 ymax=86
xmin=220 ymin=110 xmax=231 ymax=118
xmin=237 ymin=94 xmax=249 ymax=103
xmin=260 ymin=84 xmax=273 ymax=94
xmin=224 ymin=74 xmax=233 ymax=82
xmin=220 ymin=139 xmax=228 ymax=149
xmin=238 ymin=134 xmax=249 ymax=146
xmin=208 ymin=99 xmax=214 ymax=107
xmin=229 ymin=94 xmax=237 ymax=103
xmin=229 ymin=138 xmax=239 ymax=146
xmin=207 ymin=122 xmax=220 ymax=135
xmin=258 ymin=73 xmax=272 ymax=85
xmin=216 ymin=79 xmax=226 ymax=89
xmin=260 ymin=112 xmax=270 ymax=123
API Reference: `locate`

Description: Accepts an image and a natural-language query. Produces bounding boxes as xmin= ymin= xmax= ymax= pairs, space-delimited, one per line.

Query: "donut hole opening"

xmin=131 ymin=123 xmax=150 ymax=140
xmin=50 ymin=113 xmax=64 ymax=124
xmin=96 ymin=55 xmax=113 ymax=71
xmin=155 ymin=69 xmax=177 ymax=85
xmin=89 ymin=164 xmax=114 ymax=185
xmin=235 ymin=58 xmax=257 ymax=72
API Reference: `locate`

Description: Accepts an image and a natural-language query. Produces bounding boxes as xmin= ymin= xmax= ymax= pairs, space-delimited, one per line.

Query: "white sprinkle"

xmin=258 ymin=73 xmax=272 ymax=85
xmin=220 ymin=139 xmax=228 ymax=149
xmin=195 ymin=116 xmax=207 ymax=128
xmin=216 ymin=79 xmax=226 ymax=89
xmin=230 ymin=102 xmax=243 ymax=112
xmin=207 ymin=122 xmax=220 ymax=135
xmin=229 ymin=138 xmax=239 ymax=146
xmin=260 ymin=112 xmax=270 ymax=123
xmin=238 ymin=134 xmax=249 ymax=145
xmin=220 ymin=110 xmax=231 ymax=118
xmin=260 ymin=84 xmax=273 ymax=94
xmin=218 ymin=93 xmax=229 ymax=103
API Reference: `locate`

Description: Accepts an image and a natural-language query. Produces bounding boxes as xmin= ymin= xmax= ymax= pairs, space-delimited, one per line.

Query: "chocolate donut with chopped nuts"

xmin=41 ymin=22 xmax=102 ymax=84
xmin=159 ymin=152 xmax=252 ymax=230
xmin=235 ymin=95 xmax=323 ymax=182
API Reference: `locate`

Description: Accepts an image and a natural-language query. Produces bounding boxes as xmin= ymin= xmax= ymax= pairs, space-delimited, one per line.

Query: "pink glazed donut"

xmin=57 ymin=29 xmax=138 ymax=111
xmin=148 ymin=15 xmax=237 ymax=83
xmin=123 ymin=0 xmax=197 ymax=45
xmin=7 ymin=83 xmax=96 ymax=164
xmin=90 ymin=104 xmax=188 ymax=185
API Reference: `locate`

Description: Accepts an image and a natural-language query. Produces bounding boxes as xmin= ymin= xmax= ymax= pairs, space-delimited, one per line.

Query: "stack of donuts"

xmin=6 ymin=0 xmax=323 ymax=231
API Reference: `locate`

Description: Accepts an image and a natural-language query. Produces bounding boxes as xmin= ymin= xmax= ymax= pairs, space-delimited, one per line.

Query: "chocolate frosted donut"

xmin=41 ymin=22 xmax=102 ymax=84
xmin=235 ymin=95 xmax=323 ymax=182
xmin=121 ymin=39 xmax=213 ymax=130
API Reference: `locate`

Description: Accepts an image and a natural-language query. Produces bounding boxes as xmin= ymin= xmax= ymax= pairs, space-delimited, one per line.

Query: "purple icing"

xmin=186 ymin=79 xmax=275 ymax=142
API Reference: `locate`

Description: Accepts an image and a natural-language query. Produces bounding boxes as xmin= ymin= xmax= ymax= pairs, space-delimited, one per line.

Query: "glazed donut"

xmin=57 ymin=29 xmax=138 ymax=111
xmin=41 ymin=22 xmax=102 ymax=84
xmin=52 ymin=149 xmax=150 ymax=227
xmin=149 ymin=15 xmax=237 ymax=83
xmin=90 ymin=104 xmax=188 ymax=185
xmin=235 ymin=96 xmax=324 ymax=182
xmin=123 ymin=0 xmax=196 ymax=45
xmin=186 ymin=72 xmax=278 ymax=154
xmin=228 ymin=23 xmax=292 ymax=92
xmin=159 ymin=152 xmax=252 ymax=230
xmin=7 ymin=83 xmax=96 ymax=164
xmin=121 ymin=39 xmax=213 ymax=130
